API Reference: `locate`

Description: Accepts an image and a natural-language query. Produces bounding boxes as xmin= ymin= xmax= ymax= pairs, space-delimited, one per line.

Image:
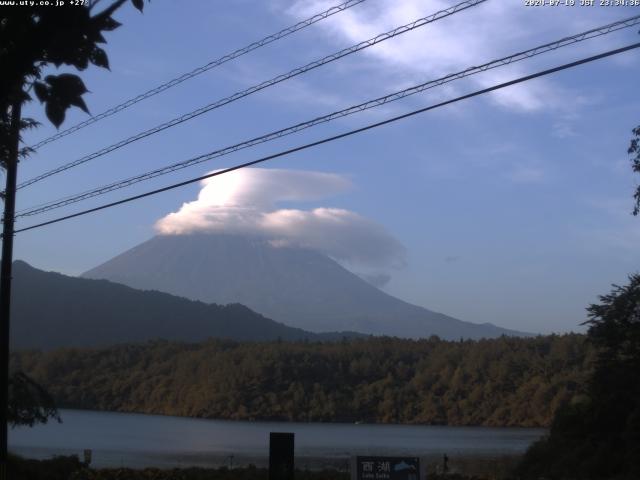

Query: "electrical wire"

xmin=16 ymin=13 xmax=640 ymax=218
xmin=13 ymin=42 xmax=640 ymax=235
xmin=28 ymin=0 xmax=369 ymax=151
xmin=17 ymin=0 xmax=487 ymax=191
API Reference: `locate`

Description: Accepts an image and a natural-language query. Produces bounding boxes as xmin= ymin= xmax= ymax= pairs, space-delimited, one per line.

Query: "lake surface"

xmin=9 ymin=409 xmax=545 ymax=469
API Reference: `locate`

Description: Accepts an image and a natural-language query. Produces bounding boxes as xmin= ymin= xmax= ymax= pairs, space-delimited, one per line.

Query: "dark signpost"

xmin=352 ymin=456 xmax=421 ymax=480
xmin=83 ymin=449 xmax=92 ymax=466
xmin=269 ymin=432 xmax=294 ymax=480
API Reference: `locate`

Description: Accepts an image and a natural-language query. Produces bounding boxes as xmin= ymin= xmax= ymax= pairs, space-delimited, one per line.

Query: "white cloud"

xmin=155 ymin=168 xmax=405 ymax=268
xmin=358 ymin=272 xmax=392 ymax=288
xmin=507 ymin=165 xmax=545 ymax=184
xmin=285 ymin=0 xmax=625 ymax=113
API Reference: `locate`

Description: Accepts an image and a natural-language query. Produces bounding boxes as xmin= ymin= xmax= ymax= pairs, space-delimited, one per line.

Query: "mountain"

xmin=83 ymin=234 xmax=528 ymax=339
xmin=10 ymin=260 xmax=353 ymax=350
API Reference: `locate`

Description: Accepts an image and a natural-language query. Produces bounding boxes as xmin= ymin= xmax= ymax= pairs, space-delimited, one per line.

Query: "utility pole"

xmin=0 ymin=100 xmax=22 ymax=480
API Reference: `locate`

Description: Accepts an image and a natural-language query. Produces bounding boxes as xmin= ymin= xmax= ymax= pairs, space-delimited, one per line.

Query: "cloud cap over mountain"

xmin=155 ymin=168 xmax=405 ymax=269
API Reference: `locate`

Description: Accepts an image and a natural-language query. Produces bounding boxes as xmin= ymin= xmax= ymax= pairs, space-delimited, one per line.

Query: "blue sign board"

xmin=353 ymin=456 xmax=421 ymax=480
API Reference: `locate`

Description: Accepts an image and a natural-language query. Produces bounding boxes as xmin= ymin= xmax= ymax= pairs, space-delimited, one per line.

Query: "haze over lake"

xmin=9 ymin=410 xmax=545 ymax=469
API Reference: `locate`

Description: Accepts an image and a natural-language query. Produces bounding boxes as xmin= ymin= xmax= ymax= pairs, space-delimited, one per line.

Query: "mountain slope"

xmin=83 ymin=234 xmax=528 ymax=339
xmin=10 ymin=260 xmax=347 ymax=350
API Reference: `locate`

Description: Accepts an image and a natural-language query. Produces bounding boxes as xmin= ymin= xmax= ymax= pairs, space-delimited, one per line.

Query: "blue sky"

xmin=14 ymin=0 xmax=640 ymax=334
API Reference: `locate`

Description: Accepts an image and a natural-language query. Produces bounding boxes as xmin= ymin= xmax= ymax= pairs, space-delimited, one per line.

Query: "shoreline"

xmin=51 ymin=407 xmax=553 ymax=430
xmin=10 ymin=409 xmax=544 ymax=473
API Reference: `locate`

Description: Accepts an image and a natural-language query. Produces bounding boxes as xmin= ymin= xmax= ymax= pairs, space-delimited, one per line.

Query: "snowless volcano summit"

xmin=83 ymin=234 xmax=527 ymax=340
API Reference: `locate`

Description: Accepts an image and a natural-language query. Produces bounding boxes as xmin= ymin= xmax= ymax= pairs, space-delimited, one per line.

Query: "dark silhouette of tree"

xmin=1 ymin=0 xmax=147 ymax=129
xmin=629 ymin=126 xmax=640 ymax=215
xmin=1 ymin=1 xmax=148 ymax=475
xmin=586 ymin=275 xmax=640 ymax=420
xmin=519 ymin=275 xmax=640 ymax=479
xmin=7 ymin=372 xmax=59 ymax=428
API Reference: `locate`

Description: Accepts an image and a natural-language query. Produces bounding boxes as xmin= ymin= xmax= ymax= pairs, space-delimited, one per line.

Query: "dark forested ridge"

xmin=10 ymin=260 xmax=359 ymax=349
xmin=13 ymin=334 xmax=590 ymax=427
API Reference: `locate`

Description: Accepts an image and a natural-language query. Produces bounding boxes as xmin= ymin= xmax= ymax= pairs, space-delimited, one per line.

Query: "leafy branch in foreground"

xmin=1 ymin=0 xmax=148 ymax=129
xmin=8 ymin=371 xmax=60 ymax=428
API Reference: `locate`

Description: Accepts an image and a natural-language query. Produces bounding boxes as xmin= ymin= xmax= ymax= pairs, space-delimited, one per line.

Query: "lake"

xmin=9 ymin=409 xmax=545 ymax=470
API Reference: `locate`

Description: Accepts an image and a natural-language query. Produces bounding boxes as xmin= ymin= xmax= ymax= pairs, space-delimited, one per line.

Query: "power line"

xmin=16 ymin=14 xmax=640 ymax=218
xmin=13 ymin=42 xmax=640 ymax=235
xmin=28 ymin=0 xmax=369 ymax=151
xmin=17 ymin=0 xmax=487 ymax=191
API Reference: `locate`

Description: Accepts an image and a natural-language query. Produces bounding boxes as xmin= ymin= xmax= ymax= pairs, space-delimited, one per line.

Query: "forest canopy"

xmin=13 ymin=334 xmax=590 ymax=427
